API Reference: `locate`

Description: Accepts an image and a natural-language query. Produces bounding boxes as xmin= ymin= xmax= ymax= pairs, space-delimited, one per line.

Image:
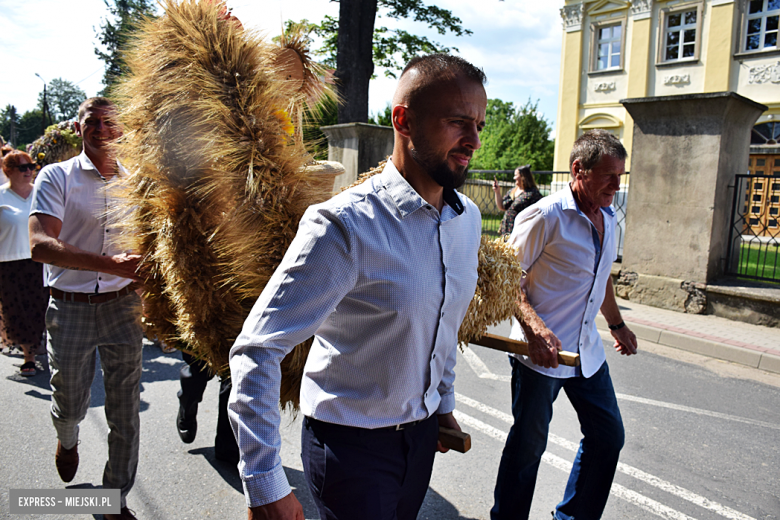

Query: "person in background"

xmin=492 ymin=164 xmax=543 ymax=236
xmin=0 ymin=151 xmax=48 ymax=376
xmin=0 ymin=143 xmax=14 ymax=185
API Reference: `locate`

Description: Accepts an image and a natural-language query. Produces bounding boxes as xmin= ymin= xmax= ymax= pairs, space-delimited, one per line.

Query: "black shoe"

xmin=176 ymin=404 xmax=197 ymax=444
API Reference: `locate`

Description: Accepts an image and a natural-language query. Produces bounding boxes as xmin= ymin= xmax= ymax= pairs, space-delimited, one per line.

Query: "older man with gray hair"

xmin=491 ymin=129 xmax=638 ymax=520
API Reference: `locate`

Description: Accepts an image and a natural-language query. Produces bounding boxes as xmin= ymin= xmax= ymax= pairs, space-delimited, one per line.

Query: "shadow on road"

xmin=419 ymin=486 xmax=483 ymax=520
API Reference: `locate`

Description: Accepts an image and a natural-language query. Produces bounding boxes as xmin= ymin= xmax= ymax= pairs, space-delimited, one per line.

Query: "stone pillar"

xmin=320 ymin=123 xmax=394 ymax=193
xmin=618 ymin=92 xmax=766 ymax=312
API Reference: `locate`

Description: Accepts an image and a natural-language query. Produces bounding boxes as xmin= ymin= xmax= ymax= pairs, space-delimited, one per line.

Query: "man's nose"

xmin=463 ymin=123 xmax=481 ymax=150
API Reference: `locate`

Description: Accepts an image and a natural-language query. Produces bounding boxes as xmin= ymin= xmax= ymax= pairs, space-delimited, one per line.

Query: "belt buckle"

xmin=87 ymin=293 xmax=101 ymax=305
xmin=395 ymin=423 xmax=404 ymax=431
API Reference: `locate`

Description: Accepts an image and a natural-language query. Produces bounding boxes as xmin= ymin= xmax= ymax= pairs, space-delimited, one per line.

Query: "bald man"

xmin=228 ymin=54 xmax=487 ymax=520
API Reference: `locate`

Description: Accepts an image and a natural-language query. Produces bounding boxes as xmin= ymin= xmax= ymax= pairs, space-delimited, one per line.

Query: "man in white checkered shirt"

xmin=229 ymin=54 xmax=487 ymax=520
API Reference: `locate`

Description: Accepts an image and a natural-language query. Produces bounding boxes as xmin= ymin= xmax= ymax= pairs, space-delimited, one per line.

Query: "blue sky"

xmin=0 ymin=0 xmax=563 ymax=134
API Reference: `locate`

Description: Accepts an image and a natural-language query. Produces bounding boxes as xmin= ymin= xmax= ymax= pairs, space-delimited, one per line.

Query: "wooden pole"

xmin=470 ymin=332 xmax=580 ymax=367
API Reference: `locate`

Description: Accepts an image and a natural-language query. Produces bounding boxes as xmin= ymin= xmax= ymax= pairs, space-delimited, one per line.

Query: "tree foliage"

xmin=470 ymin=99 xmax=555 ymax=177
xmin=369 ymin=103 xmax=392 ymax=127
xmin=300 ymin=0 xmax=471 ymax=123
xmin=308 ymin=1 xmax=470 ymax=78
xmin=37 ymin=78 xmax=87 ymax=122
xmin=0 ymin=105 xmax=46 ymax=148
xmin=94 ymin=0 xmax=157 ymax=94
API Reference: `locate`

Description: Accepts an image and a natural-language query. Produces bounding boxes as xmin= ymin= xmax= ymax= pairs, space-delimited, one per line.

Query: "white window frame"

xmin=590 ymin=19 xmax=626 ymax=73
xmin=742 ymin=0 xmax=780 ymax=53
xmin=657 ymin=3 xmax=703 ymax=64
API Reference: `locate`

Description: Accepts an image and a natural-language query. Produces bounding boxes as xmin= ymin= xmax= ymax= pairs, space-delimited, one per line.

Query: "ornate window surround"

xmin=589 ymin=17 xmax=629 ymax=73
xmin=735 ymin=0 xmax=780 ymax=57
xmin=656 ymin=1 xmax=704 ymax=66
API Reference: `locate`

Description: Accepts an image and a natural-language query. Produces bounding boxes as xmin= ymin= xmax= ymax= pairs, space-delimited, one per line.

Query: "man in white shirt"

xmin=229 ymin=54 xmax=486 ymax=520
xmin=29 ymin=97 xmax=143 ymax=520
xmin=491 ymin=130 xmax=638 ymax=520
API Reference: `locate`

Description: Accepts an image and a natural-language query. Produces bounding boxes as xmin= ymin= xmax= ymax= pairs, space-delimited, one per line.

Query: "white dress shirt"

xmin=0 ymin=183 xmax=34 ymax=262
xmin=29 ymin=152 xmax=133 ymax=293
xmin=228 ymin=159 xmax=481 ymax=507
xmin=508 ymin=182 xmax=616 ymax=379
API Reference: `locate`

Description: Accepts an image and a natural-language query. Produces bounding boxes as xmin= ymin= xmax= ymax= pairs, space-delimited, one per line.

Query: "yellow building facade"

xmin=555 ymin=0 xmax=780 ymax=172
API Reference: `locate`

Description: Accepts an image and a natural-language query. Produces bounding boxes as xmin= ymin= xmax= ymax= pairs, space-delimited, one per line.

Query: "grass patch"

xmin=482 ymin=214 xmax=504 ymax=237
xmin=739 ymin=242 xmax=780 ymax=282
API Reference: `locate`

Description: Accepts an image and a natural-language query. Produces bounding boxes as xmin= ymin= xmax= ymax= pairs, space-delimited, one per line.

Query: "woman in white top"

xmin=0 ymin=151 xmax=48 ymax=376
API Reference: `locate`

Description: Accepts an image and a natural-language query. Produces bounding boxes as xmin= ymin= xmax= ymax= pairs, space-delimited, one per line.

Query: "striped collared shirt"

xmin=228 ymin=160 xmax=481 ymax=507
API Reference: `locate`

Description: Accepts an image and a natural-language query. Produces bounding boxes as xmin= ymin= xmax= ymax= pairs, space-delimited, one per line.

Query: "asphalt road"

xmin=1 ymin=322 xmax=778 ymax=520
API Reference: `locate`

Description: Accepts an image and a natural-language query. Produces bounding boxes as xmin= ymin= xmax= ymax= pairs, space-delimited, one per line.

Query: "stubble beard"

xmin=410 ymin=135 xmax=469 ymax=191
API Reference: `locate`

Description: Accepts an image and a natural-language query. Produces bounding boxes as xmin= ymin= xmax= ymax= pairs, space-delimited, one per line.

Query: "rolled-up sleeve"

xmin=228 ymin=204 xmax=358 ymax=507
xmin=30 ymin=167 xmax=66 ymax=220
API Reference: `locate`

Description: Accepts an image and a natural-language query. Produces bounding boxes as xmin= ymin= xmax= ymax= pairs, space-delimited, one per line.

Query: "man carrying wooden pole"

xmin=491 ymin=129 xmax=638 ymax=520
xmin=228 ymin=54 xmax=487 ymax=520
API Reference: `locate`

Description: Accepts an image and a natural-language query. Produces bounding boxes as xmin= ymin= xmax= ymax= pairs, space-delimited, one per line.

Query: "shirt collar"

xmin=563 ymin=182 xmax=615 ymax=218
xmin=76 ymin=151 xmax=127 ymax=180
xmin=381 ymin=159 xmax=465 ymax=218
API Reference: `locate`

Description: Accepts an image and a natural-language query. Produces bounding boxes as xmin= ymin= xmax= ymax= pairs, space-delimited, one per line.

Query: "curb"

xmin=595 ymin=316 xmax=780 ymax=375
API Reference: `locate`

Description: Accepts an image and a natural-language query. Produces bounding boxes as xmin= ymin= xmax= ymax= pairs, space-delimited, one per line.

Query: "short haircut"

xmin=78 ymin=97 xmax=115 ymax=123
xmin=2 ymin=150 xmax=34 ymax=175
xmin=569 ymin=129 xmax=627 ymax=170
xmin=398 ymin=54 xmax=486 ymax=111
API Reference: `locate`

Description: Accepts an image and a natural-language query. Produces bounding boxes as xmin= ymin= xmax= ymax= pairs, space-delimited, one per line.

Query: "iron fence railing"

xmin=463 ymin=170 xmax=630 ymax=260
xmin=726 ymin=174 xmax=780 ymax=282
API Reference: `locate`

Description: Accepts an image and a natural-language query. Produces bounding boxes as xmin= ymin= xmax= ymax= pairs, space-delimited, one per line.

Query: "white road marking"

xmin=455 ymin=394 xmax=756 ymax=520
xmin=614 ymin=393 xmax=780 ymax=431
xmin=460 ymin=348 xmax=780 ymax=431
xmin=461 ymin=347 xmax=511 ymax=382
xmin=454 ymin=410 xmax=699 ymax=520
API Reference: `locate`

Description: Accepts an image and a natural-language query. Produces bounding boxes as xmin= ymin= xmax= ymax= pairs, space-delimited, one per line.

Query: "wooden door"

xmin=745 ymin=155 xmax=780 ymax=237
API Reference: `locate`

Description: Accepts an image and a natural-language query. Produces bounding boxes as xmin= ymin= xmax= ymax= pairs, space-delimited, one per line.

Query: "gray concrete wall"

xmin=617 ymin=93 xmax=765 ymax=312
xmin=321 ymin=123 xmax=393 ymax=192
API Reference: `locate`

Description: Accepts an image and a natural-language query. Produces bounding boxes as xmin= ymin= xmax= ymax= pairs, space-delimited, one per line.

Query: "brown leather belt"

xmin=50 ymin=285 xmax=136 ymax=305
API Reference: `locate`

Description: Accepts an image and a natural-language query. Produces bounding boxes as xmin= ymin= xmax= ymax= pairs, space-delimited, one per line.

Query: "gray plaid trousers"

xmin=46 ymin=291 xmax=143 ymax=505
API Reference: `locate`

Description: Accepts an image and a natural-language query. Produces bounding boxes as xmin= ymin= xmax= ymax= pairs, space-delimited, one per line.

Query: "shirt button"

xmin=425 ymin=205 xmax=432 ymax=210
xmin=432 ymin=353 xmax=436 ymax=360
xmin=584 ymin=320 xmax=588 ymax=324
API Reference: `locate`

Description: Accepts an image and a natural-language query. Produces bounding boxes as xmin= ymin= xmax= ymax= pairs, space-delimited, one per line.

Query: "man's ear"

xmin=392 ymin=104 xmax=412 ymax=137
xmin=74 ymin=121 xmax=82 ymax=138
xmin=571 ymin=159 xmax=584 ymax=180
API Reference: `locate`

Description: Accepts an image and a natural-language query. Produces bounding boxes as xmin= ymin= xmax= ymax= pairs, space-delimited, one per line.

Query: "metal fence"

xmin=726 ymin=174 xmax=780 ymax=282
xmin=463 ymin=170 xmax=630 ymax=259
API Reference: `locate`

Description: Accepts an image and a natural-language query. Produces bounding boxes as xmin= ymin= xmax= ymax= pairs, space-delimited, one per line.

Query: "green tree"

xmin=16 ymin=109 xmax=46 ymax=148
xmin=305 ymin=0 xmax=471 ymax=124
xmin=470 ymin=99 xmax=555 ymax=177
xmin=37 ymin=78 xmax=87 ymax=122
xmin=303 ymin=96 xmax=339 ymax=160
xmin=369 ymin=103 xmax=392 ymax=126
xmin=94 ymin=0 xmax=157 ymax=94
xmin=0 ymin=105 xmax=20 ymax=145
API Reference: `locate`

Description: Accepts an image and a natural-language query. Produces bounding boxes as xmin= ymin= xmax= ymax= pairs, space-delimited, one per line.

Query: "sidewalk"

xmin=595 ymin=297 xmax=780 ymax=374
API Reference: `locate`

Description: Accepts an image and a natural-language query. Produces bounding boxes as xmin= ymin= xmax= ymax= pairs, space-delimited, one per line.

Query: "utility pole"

xmin=9 ymin=106 xmax=17 ymax=145
xmin=35 ymin=73 xmax=50 ymax=134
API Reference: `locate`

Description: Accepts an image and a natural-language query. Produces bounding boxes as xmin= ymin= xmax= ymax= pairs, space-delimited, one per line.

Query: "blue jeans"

xmin=491 ymin=358 xmax=624 ymax=520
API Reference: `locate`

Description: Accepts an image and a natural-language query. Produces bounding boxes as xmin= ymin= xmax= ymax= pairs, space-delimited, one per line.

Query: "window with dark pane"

xmin=595 ymin=23 xmax=622 ymax=70
xmin=745 ymin=0 xmax=780 ymax=51
xmin=664 ymin=8 xmax=697 ymax=61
